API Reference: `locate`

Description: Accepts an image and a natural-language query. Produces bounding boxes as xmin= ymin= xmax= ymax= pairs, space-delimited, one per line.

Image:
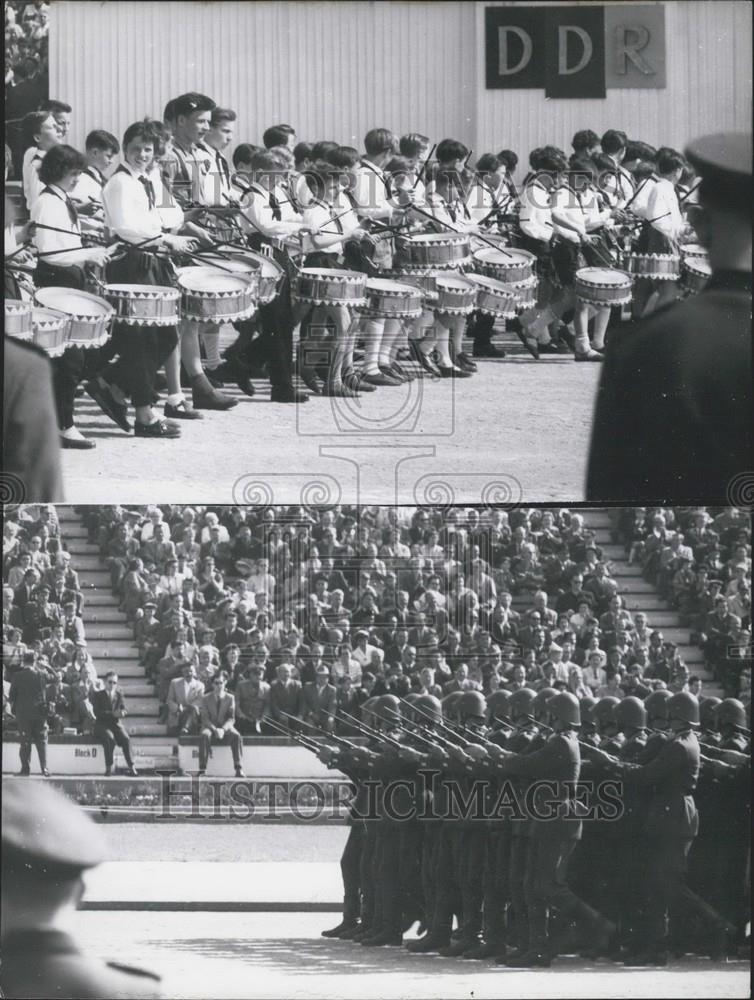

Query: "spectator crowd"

xmin=5 ymin=504 xmax=749 ymax=769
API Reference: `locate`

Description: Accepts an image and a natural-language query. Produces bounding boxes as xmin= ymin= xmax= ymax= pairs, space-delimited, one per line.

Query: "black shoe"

xmin=192 ymin=373 xmax=238 ymax=410
xmin=362 ymin=370 xmax=402 ymax=387
xmin=505 ymin=949 xmax=551 ymax=968
xmin=409 ymin=339 xmax=442 ymax=377
xmin=84 ymin=380 xmax=131 ymax=432
xmin=439 ymin=939 xmax=476 ymax=957
xmin=351 ymin=925 xmax=372 ymax=942
xmin=574 ymin=350 xmax=603 ymax=362
xmin=134 ymin=419 xmax=181 ymax=438
xmin=379 ymin=364 xmax=406 ymax=383
xmin=455 ymin=352 xmax=478 ymax=372
xmin=472 ymin=342 xmax=505 ymax=359
xmin=362 ymin=930 xmax=402 ymax=947
xmin=164 ymin=400 xmax=204 ymax=420
xmin=41 ymin=768 xmax=50 ymax=777
xmin=105 ymin=767 xmax=112 ymax=777
xmin=338 ymin=922 xmax=362 ymax=940
xmin=343 ymin=370 xmax=376 ymax=392
xmin=271 ymin=386 xmax=309 ymax=403
xmin=127 ymin=766 xmax=139 ymax=777
xmin=391 ymin=361 xmax=415 ymax=381
xmin=235 ymin=767 xmax=245 ymax=778
xmin=322 ymin=920 xmax=356 ymax=938
xmin=61 ymin=435 xmax=96 ymax=449
xmin=204 ymin=369 xmax=226 ymax=388
xmin=18 ymin=768 xmax=31 ymax=777
xmin=198 ymin=769 xmax=206 ymax=776
xmin=406 ymin=934 xmax=450 ymax=953
xmin=538 ymin=342 xmax=562 ymax=354
xmin=437 ymin=364 xmax=472 ymax=378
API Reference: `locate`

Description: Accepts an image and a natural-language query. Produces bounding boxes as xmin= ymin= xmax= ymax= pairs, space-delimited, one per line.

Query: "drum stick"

xmin=4 ymin=240 xmax=34 ymax=260
xmin=679 ymin=180 xmax=701 ymax=204
xmin=646 ymin=211 xmax=671 ymax=224
xmin=412 ymin=143 xmax=437 ymax=190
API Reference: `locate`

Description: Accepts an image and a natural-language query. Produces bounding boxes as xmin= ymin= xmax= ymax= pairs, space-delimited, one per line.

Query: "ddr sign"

xmin=485 ymin=5 xmax=666 ymax=97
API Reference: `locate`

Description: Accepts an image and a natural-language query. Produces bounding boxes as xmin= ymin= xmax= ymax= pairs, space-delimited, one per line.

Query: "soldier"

xmin=587 ymin=131 xmax=752 ymax=503
xmin=1 ymin=779 xmax=162 ymax=998
xmin=8 ymin=650 xmax=50 ymax=776
xmin=592 ymin=691 xmax=734 ymax=965
xmin=492 ymin=692 xmax=615 ymax=967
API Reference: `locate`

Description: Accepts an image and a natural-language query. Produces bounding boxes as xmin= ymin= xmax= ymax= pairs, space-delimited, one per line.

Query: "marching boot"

xmin=504 ymin=949 xmax=551 ymax=968
xmin=461 ymin=938 xmax=502 ymax=960
xmin=454 ymin=352 xmax=478 ymax=372
xmin=337 ymin=921 xmax=363 ymax=940
xmin=322 ymin=919 xmax=355 ymax=938
xmin=351 ymin=924 xmax=373 ymax=942
xmin=191 ymin=372 xmax=238 ymax=410
xmin=361 ymin=928 xmax=403 ymax=947
xmin=406 ymin=932 xmax=450 ymax=953
xmin=439 ymin=936 xmax=477 ymax=957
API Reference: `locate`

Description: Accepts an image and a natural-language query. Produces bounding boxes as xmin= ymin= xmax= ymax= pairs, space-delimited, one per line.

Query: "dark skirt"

xmin=105 ymin=247 xmax=175 ymax=288
xmin=635 ymin=222 xmax=675 ymax=256
xmin=552 ymin=239 xmax=585 ymax=287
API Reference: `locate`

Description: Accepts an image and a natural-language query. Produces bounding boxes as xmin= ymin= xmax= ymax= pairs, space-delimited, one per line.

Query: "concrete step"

xmin=83 ymin=593 xmax=120 ymax=607
xmin=81 ymin=571 xmax=111 ymax=586
xmin=614 ymin=578 xmax=657 ymax=594
xmin=118 ymin=682 xmax=156 ymax=697
xmin=67 ymin=554 xmax=108 ymax=571
xmin=85 ymin=639 xmax=137 ymax=657
xmin=129 ymin=723 xmax=169 ymax=737
xmin=119 ymin=696 xmax=159 ymax=715
xmin=91 ymin=659 xmax=145 ymax=677
xmin=82 ymin=609 xmax=129 ymax=624
xmin=79 ymin=624 xmax=133 ymax=641
xmin=622 ymin=595 xmax=672 ymax=611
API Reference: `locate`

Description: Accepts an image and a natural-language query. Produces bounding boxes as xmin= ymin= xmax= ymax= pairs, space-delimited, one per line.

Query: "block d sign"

xmin=485 ymin=5 xmax=666 ymax=98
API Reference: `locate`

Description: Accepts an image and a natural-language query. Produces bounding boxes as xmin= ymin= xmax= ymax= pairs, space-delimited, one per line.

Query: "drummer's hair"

xmin=85 ymin=129 xmax=120 ymax=154
xmin=656 ymin=146 xmax=682 ymax=162
xmin=268 ymin=145 xmax=295 ymax=169
xmin=311 ymin=140 xmax=339 ymax=161
xmin=624 ymin=140 xmax=657 ymax=163
xmin=601 ymin=129 xmax=628 ymax=155
xmin=328 ymin=146 xmax=360 ymax=170
xmin=399 ymin=133 xmax=430 ymax=158
xmin=364 ymin=128 xmax=397 ymax=156
xmin=476 ymin=153 xmax=501 ymax=176
xmin=38 ymin=99 xmax=72 ymax=115
xmin=250 ymin=149 xmax=282 ymax=175
xmin=657 ymin=150 xmax=685 ymax=176
xmin=632 ymin=160 xmax=656 ymax=180
xmin=436 ymin=139 xmax=469 ymax=164
xmin=528 ymin=147 xmax=544 ymax=170
xmin=384 ymin=155 xmax=414 ymax=179
xmin=233 ymin=143 xmax=261 ymax=169
xmin=592 ymin=152 xmax=617 ymax=173
xmin=122 ymin=118 xmax=163 ymax=152
xmin=293 ymin=141 xmax=313 ymax=167
xmin=210 ymin=107 xmax=236 ymax=127
xmin=171 ymin=92 xmax=216 ymax=120
xmin=539 ymin=148 xmax=568 ymax=174
xmin=496 ymin=149 xmax=518 ymax=172
xmin=163 ymin=99 xmax=177 ymax=125
xmin=572 ymin=129 xmax=599 ymax=152
xmin=263 ymin=124 xmax=295 ymax=148
xmin=38 ymin=143 xmax=87 ymax=184
xmin=22 ymin=110 xmax=55 ymax=149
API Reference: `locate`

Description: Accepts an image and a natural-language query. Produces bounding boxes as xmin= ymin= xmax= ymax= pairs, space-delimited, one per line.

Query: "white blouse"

xmin=551 ymin=183 xmax=611 ymax=244
xmin=518 ymin=179 xmax=554 ymax=244
xmin=31 ymin=185 xmax=93 ymax=266
xmin=644 ymin=177 xmax=684 ymax=240
xmin=303 ymin=193 xmax=361 ymax=255
xmin=103 ymin=163 xmax=166 ymax=245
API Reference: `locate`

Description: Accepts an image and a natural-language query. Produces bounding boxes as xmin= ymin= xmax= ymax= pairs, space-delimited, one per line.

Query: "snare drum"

xmin=574 ymin=268 xmax=634 ymax=308
xmin=293 ymin=268 xmax=367 ymax=307
xmin=395 ymin=231 xmax=471 ymax=268
xmin=472 ymin=247 xmax=537 ymax=285
xmin=31 ymin=307 xmax=71 ymax=357
xmin=33 ymin=288 xmax=114 ymax=350
xmin=434 ymin=275 xmax=478 ymax=316
xmin=679 ymin=242 xmax=707 ymax=261
xmin=464 ymin=273 xmax=519 ymax=319
xmin=102 ymin=284 xmax=181 ymax=326
xmin=177 ymin=267 xmax=257 ymax=323
xmin=681 ymin=256 xmax=712 ymax=294
xmin=216 ymin=250 xmax=282 ymax=305
xmin=360 ymin=278 xmax=423 ymax=319
xmin=5 ymin=299 xmax=33 ymax=340
xmin=382 ymin=268 xmax=439 ymax=303
xmin=628 ymin=253 xmax=680 ymax=281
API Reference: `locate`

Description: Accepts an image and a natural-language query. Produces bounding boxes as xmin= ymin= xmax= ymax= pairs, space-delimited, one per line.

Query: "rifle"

xmin=338 ymin=709 xmax=403 ymax=749
xmin=265 ymin=716 xmax=322 ymax=753
xmin=278 ymin=710 xmax=363 ymax=752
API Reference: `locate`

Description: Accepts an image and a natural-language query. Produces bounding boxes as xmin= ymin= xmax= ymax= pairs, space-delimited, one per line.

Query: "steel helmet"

xmin=533 ymin=686 xmax=557 ymax=724
xmin=593 ymin=696 xmax=621 ymax=732
xmin=613 ymin=695 xmax=647 ymax=732
xmin=414 ymin=694 xmax=442 ymax=725
xmin=699 ymin=696 xmax=722 ymax=732
xmin=668 ymin=691 xmax=700 ymax=727
xmin=580 ymin=695 xmax=598 ymax=728
xmin=442 ymin=690 xmax=464 ymax=722
xmin=715 ymin=698 xmax=748 ymax=732
xmin=644 ymin=689 xmax=673 ymax=728
xmin=402 ymin=692 xmax=422 ymax=722
xmin=375 ymin=694 xmax=402 ymax=726
xmin=361 ymin=696 xmax=381 ymax=728
xmin=508 ymin=687 xmax=536 ymax=724
xmin=547 ymin=691 xmax=581 ymax=728
xmin=459 ymin=690 xmax=487 ymax=723
xmin=487 ymin=689 xmax=512 ymax=724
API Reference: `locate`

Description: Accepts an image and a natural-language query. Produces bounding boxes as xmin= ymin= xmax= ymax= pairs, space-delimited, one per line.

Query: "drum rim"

xmin=365 ymin=278 xmax=421 ymax=295
xmin=575 ymin=267 xmax=633 ymax=287
xmin=34 ymin=287 xmax=115 ymax=320
xmin=298 ymin=267 xmax=367 ymax=282
xmin=5 ymin=298 xmax=32 ymax=314
xmin=31 ymin=305 xmax=71 ymax=329
xmin=177 ymin=267 xmax=257 ymax=294
xmin=464 ymin=272 xmax=520 ymax=294
xmin=401 ymin=232 xmax=470 ymax=246
xmin=683 ymin=258 xmax=712 ymax=276
xmin=473 ymin=247 xmax=537 ymax=263
xmin=105 ymin=283 xmax=181 ymax=298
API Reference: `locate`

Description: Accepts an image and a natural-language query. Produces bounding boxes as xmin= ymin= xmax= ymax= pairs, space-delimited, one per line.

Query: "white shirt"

xmin=605 ymin=158 xmax=634 ymax=208
xmin=464 ymin=180 xmax=498 ymax=226
xmin=351 ymin=160 xmax=393 ymax=221
xmin=519 ymin=179 xmax=554 ymax=243
xmin=22 ymin=146 xmax=45 ymax=212
xmin=239 ymin=182 xmax=303 ymax=241
xmin=148 ymin=163 xmax=183 ymax=232
xmin=551 ymin=183 xmax=610 ymax=244
xmin=199 ymin=143 xmax=233 ymax=207
xmin=71 ymin=166 xmax=107 ymax=208
xmin=303 ymin=192 xmax=361 ymax=256
xmin=103 ymin=162 xmax=165 ymax=245
xmin=645 ymin=177 xmax=684 ymax=241
xmin=31 ymin=185 xmax=93 ymax=267
xmin=628 ymin=176 xmax=657 ymax=220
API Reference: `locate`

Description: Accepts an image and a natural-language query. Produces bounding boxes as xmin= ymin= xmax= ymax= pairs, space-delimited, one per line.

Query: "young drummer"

xmin=21 ymin=110 xmax=60 ymax=212
xmin=30 ymin=144 xmax=115 ymax=448
xmin=550 ymin=156 xmax=616 ymax=361
xmin=632 ymin=148 xmax=686 ymax=316
xmin=165 ymin=92 xmax=237 ymax=410
xmin=233 ymin=147 xmax=308 ymax=403
xmin=87 ymin=119 xmax=200 ymax=437
xmin=600 ymin=130 xmax=634 ymax=209
xmin=292 ymin=142 xmax=315 ymax=210
xmin=70 ymin=129 xmax=119 ymax=214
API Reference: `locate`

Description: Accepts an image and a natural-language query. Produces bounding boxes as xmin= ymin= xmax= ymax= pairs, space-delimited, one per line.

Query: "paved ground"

xmin=61 ymin=343 xmax=600 ymax=504
xmin=71 ymin=911 xmax=750 ymax=999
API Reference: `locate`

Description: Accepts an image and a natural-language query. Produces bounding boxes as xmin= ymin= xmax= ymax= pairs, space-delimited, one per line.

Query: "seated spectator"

xmin=269 ymin=662 xmax=303 ymax=726
xmin=90 ymin=671 xmax=138 ymax=777
xmin=302 ymin=664 xmax=337 ymax=732
xmin=235 ymin=664 xmax=271 ymax=735
xmin=166 ymin=662 xmax=205 ymax=735
xmin=198 ymin=671 xmax=244 ymax=777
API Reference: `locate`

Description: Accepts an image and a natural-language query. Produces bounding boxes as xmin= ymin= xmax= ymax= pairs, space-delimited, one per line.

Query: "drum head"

xmin=464 ymin=273 xmax=517 ymax=294
xmin=35 ymin=287 xmax=113 ymax=318
xmin=435 ymin=275 xmax=476 ymax=292
xmin=229 ymin=251 xmax=282 ymax=278
xmin=576 ymin=267 xmax=631 ymax=286
xmin=195 ymin=256 xmax=260 ymax=275
xmin=473 ymin=247 xmax=536 ymax=265
xmin=177 ymin=267 xmax=253 ymax=293
xmin=685 ymin=258 xmax=712 ymax=278
xmin=680 ymin=243 xmax=707 ymax=258
xmin=366 ymin=278 xmax=417 ymax=294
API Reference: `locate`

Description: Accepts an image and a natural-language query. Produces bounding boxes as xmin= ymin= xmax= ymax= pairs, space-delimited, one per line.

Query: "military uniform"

xmin=587 ymin=131 xmax=752 ymax=503
xmin=8 ymin=662 xmax=49 ymax=775
xmin=1 ymin=779 xmax=162 ymax=999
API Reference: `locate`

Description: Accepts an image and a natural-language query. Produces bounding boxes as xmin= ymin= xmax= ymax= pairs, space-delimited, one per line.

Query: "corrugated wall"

xmin=50 ymin=1 xmax=751 ymax=169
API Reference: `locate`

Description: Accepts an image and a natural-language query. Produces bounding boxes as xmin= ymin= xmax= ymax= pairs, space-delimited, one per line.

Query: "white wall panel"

xmin=50 ymin=1 xmax=750 ymax=180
